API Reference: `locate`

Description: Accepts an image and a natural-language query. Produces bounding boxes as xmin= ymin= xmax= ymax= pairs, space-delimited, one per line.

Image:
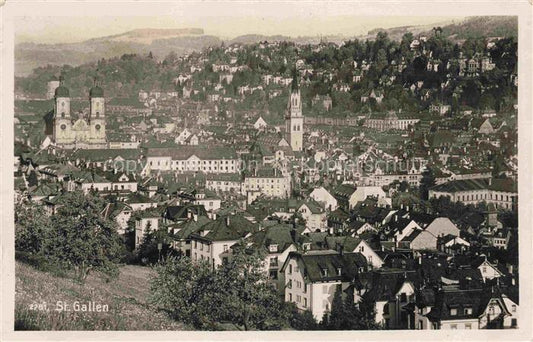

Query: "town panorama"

xmin=14 ymin=17 xmax=518 ymax=331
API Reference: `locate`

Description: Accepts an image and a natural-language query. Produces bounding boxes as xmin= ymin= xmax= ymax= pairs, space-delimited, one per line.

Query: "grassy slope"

xmin=15 ymin=261 xmax=188 ymax=330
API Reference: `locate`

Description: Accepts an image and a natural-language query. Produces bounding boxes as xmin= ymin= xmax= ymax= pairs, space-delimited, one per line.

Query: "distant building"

xmin=429 ymin=178 xmax=517 ymax=210
xmin=145 ymin=146 xmax=239 ymax=174
xmin=364 ymin=111 xmax=419 ymax=131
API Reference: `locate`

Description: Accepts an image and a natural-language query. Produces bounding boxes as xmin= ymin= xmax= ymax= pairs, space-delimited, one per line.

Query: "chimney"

xmin=337 ymin=243 xmax=344 ymax=256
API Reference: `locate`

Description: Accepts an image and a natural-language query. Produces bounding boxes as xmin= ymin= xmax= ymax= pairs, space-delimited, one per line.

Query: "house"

xmin=425 ymin=287 xmax=516 ymax=329
xmin=400 ymin=217 xmax=460 ymax=251
xmin=324 ymin=236 xmax=384 ymax=268
xmin=309 ymin=186 xmax=338 ymax=211
xmin=478 ymin=119 xmax=495 ymax=134
xmin=189 ymin=214 xmax=258 ymax=268
xmin=134 ymin=208 xmax=161 ymax=248
xmin=205 ymin=173 xmax=243 ymax=194
xmin=298 ymin=200 xmax=327 ymax=232
xmin=349 ymin=186 xmax=387 ymax=209
xmin=359 ymin=269 xmax=418 ymax=329
xmin=244 ymin=223 xmax=298 ymax=290
xmin=253 ymin=116 xmax=268 ymax=130
xmin=281 ymin=250 xmax=368 ymax=321
xmin=101 ymin=202 xmax=133 ymax=235
xmin=243 ymin=167 xmax=291 ymax=200
xmin=473 ymin=257 xmax=504 ymax=281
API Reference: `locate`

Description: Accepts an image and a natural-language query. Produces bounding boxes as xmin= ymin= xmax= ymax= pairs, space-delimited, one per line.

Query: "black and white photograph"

xmin=1 ymin=1 xmax=532 ymax=341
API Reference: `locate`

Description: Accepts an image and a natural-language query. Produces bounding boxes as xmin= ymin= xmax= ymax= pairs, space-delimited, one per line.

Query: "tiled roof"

xmin=431 ymin=178 xmax=517 ymax=193
xmin=285 ymin=251 xmax=367 ymax=283
xmin=146 ymin=146 xmax=238 ymax=160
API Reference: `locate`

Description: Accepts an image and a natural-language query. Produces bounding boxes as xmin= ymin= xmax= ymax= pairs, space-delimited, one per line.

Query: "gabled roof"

xmin=146 ymin=146 xmax=238 ymax=160
xmin=192 ymin=215 xmax=258 ymax=242
xmin=283 ymin=251 xmax=367 ymax=283
xmin=246 ymin=223 xmax=296 ymax=253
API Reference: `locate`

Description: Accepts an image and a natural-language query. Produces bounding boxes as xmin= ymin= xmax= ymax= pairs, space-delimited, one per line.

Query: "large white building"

xmin=429 ymin=178 xmax=517 ymax=210
xmin=243 ymin=168 xmax=291 ymax=199
xmin=145 ymin=146 xmax=240 ymax=173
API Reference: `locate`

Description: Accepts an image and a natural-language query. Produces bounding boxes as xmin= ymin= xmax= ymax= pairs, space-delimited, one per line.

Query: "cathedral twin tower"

xmin=52 ymin=75 xmax=107 ymax=149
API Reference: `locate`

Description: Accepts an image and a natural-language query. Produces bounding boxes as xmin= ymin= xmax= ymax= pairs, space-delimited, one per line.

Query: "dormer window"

xmin=464 ymin=307 xmax=473 ymax=315
xmin=336 ymin=267 xmax=342 ymax=276
xmin=450 ymin=308 xmax=458 ymax=316
xmin=321 ymin=268 xmax=328 ymax=277
xmin=303 ymin=243 xmax=311 ymax=251
xmin=269 ymin=244 xmax=278 ymax=253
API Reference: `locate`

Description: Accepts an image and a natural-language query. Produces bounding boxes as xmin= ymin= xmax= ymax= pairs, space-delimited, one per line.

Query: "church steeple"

xmin=286 ymin=67 xmax=303 ymax=152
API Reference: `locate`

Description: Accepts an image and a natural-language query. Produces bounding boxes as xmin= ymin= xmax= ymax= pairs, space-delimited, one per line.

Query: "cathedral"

xmin=47 ymin=76 xmax=107 ymax=149
xmin=285 ymin=73 xmax=304 ymax=152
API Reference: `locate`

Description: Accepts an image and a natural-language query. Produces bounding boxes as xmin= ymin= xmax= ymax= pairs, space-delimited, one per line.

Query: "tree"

xmin=150 ymin=245 xmax=290 ymax=330
xmin=328 ymin=285 xmax=345 ymax=329
xmin=15 ymin=192 xmax=125 ymax=282
xmin=289 ymin=305 xmax=317 ymax=330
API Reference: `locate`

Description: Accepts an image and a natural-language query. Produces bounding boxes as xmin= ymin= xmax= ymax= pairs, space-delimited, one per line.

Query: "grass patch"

xmin=15 ymin=261 xmax=189 ymax=330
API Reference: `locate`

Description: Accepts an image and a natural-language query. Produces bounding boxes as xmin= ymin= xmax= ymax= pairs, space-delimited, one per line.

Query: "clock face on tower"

xmin=60 ymin=124 xmax=66 ymax=130
xmin=95 ymin=124 xmax=101 ymax=130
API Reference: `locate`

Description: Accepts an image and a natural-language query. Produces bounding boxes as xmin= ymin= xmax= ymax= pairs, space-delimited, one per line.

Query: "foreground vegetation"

xmin=15 ymin=261 xmax=188 ymax=330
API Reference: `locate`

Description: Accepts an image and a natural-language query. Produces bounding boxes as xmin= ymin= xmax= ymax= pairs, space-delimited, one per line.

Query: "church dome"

xmin=89 ymin=85 xmax=104 ymax=98
xmin=55 ymin=85 xmax=70 ymax=97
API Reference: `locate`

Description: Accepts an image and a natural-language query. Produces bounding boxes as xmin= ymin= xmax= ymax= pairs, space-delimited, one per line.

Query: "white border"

xmin=1 ymin=1 xmax=532 ymax=341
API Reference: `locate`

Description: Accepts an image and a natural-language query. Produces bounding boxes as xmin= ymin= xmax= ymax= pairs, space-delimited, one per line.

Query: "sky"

xmin=13 ymin=2 xmax=464 ymax=44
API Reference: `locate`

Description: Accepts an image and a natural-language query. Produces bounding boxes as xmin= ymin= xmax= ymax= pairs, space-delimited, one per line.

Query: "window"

xmin=450 ymin=308 xmax=458 ymax=316
xmin=512 ymin=305 xmax=517 ymax=313
xmin=400 ymin=293 xmax=407 ymax=302
xmin=321 ymin=268 xmax=328 ymax=277
xmin=269 ymin=244 xmax=278 ymax=253
xmin=304 ymin=298 xmax=307 ymax=307
xmin=288 ymin=264 xmax=292 ymax=274
xmin=450 ymin=324 xmax=457 ymax=330
xmin=223 ymin=244 xmax=229 ymax=252
xmin=336 ymin=267 xmax=342 ymax=276
xmin=464 ymin=307 xmax=472 ymax=315
xmin=465 ymin=323 xmax=472 ymax=329
xmin=511 ymin=319 xmax=517 ymax=327
xmin=287 ymin=280 xmax=292 ymax=289
xmin=269 ymin=270 xmax=278 ymax=280
xmin=296 ymin=295 xmax=301 ymax=303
